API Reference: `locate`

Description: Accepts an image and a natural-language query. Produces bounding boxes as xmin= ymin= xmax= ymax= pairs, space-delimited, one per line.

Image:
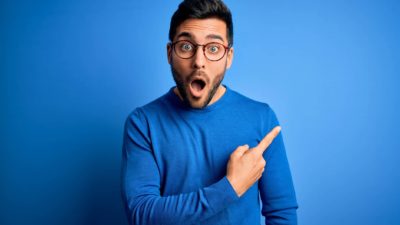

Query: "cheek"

xmin=172 ymin=58 xmax=191 ymax=73
xmin=209 ymin=62 xmax=227 ymax=76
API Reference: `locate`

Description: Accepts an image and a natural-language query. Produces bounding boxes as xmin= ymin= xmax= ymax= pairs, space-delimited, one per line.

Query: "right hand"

xmin=226 ymin=126 xmax=281 ymax=197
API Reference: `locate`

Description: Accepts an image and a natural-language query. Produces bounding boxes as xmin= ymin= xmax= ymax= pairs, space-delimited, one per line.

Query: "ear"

xmin=226 ymin=47 xmax=234 ymax=69
xmin=167 ymin=43 xmax=172 ymax=64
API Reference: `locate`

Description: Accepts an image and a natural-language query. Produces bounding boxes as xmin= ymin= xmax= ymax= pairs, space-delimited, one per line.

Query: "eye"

xmin=207 ymin=44 xmax=220 ymax=54
xmin=180 ymin=42 xmax=193 ymax=52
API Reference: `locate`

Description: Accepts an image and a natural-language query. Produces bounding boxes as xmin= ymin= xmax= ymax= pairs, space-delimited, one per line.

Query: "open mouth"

xmin=191 ymin=79 xmax=206 ymax=91
xmin=189 ymin=78 xmax=206 ymax=98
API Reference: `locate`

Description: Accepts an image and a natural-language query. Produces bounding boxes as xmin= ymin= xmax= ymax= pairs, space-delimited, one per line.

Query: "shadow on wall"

xmin=78 ymin=119 xmax=130 ymax=225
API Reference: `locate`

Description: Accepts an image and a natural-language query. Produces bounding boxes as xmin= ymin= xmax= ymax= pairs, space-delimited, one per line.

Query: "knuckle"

xmin=257 ymin=159 xmax=266 ymax=168
xmin=261 ymin=160 xmax=266 ymax=167
xmin=255 ymin=154 xmax=263 ymax=161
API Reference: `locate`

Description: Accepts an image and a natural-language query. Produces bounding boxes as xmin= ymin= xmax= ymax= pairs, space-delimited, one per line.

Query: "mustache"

xmin=187 ymin=70 xmax=208 ymax=83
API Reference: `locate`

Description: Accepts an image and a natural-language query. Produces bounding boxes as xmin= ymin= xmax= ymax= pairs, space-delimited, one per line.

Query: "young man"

xmin=121 ymin=0 xmax=298 ymax=224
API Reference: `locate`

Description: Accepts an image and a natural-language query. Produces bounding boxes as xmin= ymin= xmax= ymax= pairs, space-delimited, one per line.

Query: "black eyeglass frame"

xmin=170 ymin=40 xmax=232 ymax=61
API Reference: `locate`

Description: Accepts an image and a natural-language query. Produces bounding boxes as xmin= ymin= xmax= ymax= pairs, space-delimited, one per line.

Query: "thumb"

xmin=234 ymin=144 xmax=250 ymax=157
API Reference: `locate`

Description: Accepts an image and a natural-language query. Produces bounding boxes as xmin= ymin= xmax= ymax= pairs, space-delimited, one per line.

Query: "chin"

xmin=186 ymin=96 xmax=209 ymax=109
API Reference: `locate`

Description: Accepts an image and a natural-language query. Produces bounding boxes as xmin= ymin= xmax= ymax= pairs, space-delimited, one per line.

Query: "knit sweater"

xmin=121 ymin=85 xmax=298 ymax=225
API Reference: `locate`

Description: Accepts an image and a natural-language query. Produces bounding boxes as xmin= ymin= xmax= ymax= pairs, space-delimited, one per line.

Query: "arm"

xmin=121 ymin=109 xmax=239 ymax=225
xmin=259 ymin=109 xmax=298 ymax=225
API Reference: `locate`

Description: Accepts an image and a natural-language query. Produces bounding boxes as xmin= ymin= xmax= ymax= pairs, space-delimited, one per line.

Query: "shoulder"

xmin=229 ymin=88 xmax=276 ymax=115
xmin=125 ymin=91 xmax=171 ymax=127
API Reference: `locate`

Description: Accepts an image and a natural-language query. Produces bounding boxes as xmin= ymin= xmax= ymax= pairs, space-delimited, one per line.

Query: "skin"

xmin=167 ymin=18 xmax=233 ymax=109
xmin=226 ymin=126 xmax=281 ymax=197
xmin=167 ymin=18 xmax=281 ymax=197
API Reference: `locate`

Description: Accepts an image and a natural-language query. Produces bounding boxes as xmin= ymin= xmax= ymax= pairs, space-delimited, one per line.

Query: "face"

xmin=167 ymin=18 xmax=234 ymax=109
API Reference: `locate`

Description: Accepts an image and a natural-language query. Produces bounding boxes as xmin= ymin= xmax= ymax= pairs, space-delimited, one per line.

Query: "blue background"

xmin=2 ymin=0 xmax=400 ymax=224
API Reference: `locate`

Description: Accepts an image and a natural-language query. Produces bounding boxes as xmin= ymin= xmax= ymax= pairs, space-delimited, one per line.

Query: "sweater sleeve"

xmin=258 ymin=106 xmax=298 ymax=225
xmin=121 ymin=108 xmax=239 ymax=225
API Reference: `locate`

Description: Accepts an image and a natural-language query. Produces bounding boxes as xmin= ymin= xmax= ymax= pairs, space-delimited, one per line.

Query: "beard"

xmin=170 ymin=63 xmax=226 ymax=109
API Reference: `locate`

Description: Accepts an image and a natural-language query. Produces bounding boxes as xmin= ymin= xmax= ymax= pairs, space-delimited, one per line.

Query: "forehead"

xmin=174 ymin=18 xmax=227 ymax=43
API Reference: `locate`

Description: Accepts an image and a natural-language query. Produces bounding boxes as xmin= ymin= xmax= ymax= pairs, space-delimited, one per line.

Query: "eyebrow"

xmin=176 ymin=32 xmax=225 ymax=42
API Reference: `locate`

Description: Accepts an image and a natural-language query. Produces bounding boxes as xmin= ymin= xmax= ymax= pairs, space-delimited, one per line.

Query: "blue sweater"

xmin=122 ymin=85 xmax=298 ymax=225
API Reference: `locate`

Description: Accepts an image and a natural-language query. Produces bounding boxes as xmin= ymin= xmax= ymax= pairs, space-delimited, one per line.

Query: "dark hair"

xmin=169 ymin=0 xmax=234 ymax=46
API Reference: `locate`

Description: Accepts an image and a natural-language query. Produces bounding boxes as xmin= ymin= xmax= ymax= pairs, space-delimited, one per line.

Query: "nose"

xmin=192 ymin=46 xmax=206 ymax=69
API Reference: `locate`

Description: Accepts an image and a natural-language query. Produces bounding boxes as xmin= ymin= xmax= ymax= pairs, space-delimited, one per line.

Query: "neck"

xmin=208 ymin=85 xmax=226 ymax=105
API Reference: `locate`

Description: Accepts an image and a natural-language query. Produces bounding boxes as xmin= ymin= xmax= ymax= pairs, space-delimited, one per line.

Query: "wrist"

xmin=226 ymin=175 xmax=241 ymax=197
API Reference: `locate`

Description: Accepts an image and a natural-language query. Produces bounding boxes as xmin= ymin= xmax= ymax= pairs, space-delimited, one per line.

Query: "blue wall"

xmin=2 ymin=0 xmax=400 ymax=224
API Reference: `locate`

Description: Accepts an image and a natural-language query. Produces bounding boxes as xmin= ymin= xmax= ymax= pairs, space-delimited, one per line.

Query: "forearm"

xmin=123 ymin=176 xmax=238 ymax=225
xmin=264 ymin=207 xmax=298 ymax=225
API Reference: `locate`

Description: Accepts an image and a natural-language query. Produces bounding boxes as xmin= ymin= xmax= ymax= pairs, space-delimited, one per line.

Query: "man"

xmin=121 ymin=0 xmax=298 ymax=224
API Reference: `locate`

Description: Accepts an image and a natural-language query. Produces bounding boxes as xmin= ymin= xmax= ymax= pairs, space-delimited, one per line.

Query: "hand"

xmin=226 ymin=126 xmax=281 ymax=197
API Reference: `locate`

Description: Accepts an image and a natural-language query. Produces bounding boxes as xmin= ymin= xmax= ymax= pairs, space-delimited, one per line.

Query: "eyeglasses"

xmin=171 ymin=40 xmax=231 ymax=61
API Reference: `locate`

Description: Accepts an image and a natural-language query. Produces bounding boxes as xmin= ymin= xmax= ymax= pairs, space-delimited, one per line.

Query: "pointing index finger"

xmin=254 ymin=126 xmax=281 ymax=154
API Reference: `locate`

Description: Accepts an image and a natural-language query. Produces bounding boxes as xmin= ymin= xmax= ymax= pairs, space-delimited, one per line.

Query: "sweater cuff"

xmin=204 ymin=176 xmax=240 ymax=213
